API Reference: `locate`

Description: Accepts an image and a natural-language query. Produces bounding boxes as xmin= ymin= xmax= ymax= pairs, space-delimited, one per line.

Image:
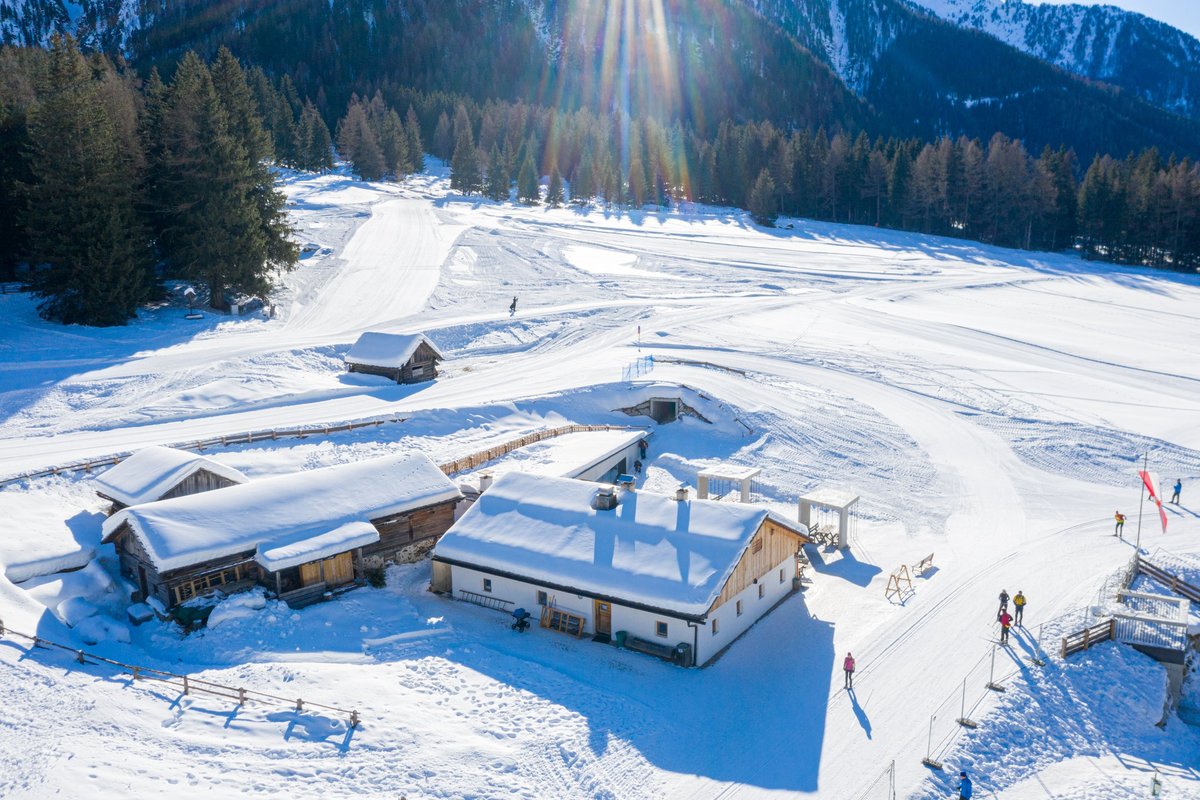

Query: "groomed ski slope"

xmin=0 ymin=164 xmax=1198 ymax=799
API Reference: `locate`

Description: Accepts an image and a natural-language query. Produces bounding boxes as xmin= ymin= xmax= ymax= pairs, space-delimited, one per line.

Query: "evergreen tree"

xmin=433 ymin=111 xmax=453 ymax=160
xmin=450 ymin=108 xmax=482 ymax=194
xmin=378 ymin=107 xmax=410 ymax=178
xmin=404 ymin=106 xmax=425 ymax=172
xmin=748 ymin=168 xmax=778 ymax=226
xmin=546 ymin=167 xmax=564 ymax=207
xmin=517 ymin=148 xmax=539 ymax=204
xmin=484 ymin=144 xmax=508 ymax=201
xmin=337 ymin=98 xmax=386 ymax=180
xmin=210 ymin=47 xmax=272 ymax=165
xmin=23 ymin=36 xmax=153 ymax=325
xmin=571 ymin=148 xmax=594 ymax=204
xmin=153 ymin=51 xmax=293 ymax=310
xmin=297 ymin=101 xmax=333 ymax=172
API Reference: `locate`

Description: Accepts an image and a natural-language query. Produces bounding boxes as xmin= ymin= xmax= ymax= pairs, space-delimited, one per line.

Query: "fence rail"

xmin=0 ymin=414 xmax=410 ymax=489
xmin=0 ymin=281 xmax=25 ymax=295
xmin=0 ymin=619 xmax=359 ymax=727
xmin=1060 ymin=619 xmax=1114 ymax=659
xmin=1135 ymin=555 xmax=1200 ymax=604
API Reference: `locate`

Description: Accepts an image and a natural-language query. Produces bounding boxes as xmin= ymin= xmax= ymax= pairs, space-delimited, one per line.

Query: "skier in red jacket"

xmin=843 ymin=652 xmax=856 ymax=688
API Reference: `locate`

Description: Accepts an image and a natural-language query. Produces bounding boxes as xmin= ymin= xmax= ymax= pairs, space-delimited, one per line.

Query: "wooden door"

xmin=299 ymin=561 xmax=322 ymax=587
xmin=324 ymin=552 xmax=353 ymax=586
xmin=594 ymin=600 xmax=611 ymax=635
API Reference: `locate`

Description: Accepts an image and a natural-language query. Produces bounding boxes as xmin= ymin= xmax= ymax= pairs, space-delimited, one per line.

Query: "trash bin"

xmin=674 ymin=642 xmax=694 ymax=668
xmin=614 ymin=630 xmax=628 ymax=648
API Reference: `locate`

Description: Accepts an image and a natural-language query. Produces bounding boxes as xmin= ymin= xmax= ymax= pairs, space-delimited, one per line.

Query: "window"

xmin=758 ymin=584 xmax=765 ymax=599
xmin=779 ymin=568 xmax=785 ymax=584
xmin=655 ymin=621 xmax=668 ymax=638
xmin=483 ymin=578 xmax=492 ymax=593
xmin=752 ymin=537 xmax=763 ymax=554
xmin=736 ymin=600 xmax=743 ymax=617
xmin=711 ymin=618 xmax=719 ymax=635
xmin=537 ymin=590 xmax=548 ymax=606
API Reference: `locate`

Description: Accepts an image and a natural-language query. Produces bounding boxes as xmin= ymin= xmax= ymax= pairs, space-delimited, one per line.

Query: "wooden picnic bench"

xmin=625 ymin=636 xmax=678 ymax=662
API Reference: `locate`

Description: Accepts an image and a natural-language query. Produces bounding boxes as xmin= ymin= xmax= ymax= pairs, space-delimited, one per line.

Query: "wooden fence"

xmin=436 ymin=424 xmax=644 ymax=476
xmin=1060 ymin=619 xmax=1114 ymax=659
xmin=0 ymin=282 xmax=25 ymax=295
xmin=0 ymin=619 xmax=359 ymax=727
xmin=1135 ymin=555 xmax=1200 ymax=604
xmin=0 ymin=414 xmax=410 ymax=489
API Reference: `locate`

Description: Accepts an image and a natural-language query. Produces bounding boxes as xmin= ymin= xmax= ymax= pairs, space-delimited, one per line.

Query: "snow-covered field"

xmin=1 ymin=163 xmax=1198 ymax=799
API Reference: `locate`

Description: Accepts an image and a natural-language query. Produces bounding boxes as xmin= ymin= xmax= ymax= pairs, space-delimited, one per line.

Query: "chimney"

xmin=478 ymin=471 xmax=494 ymax=492
xmin=675 ymin=485 xmax=690 ymax=502
xmin=592 ymin=486 xmax=619 ymax=511
xmin=617 ymin=475 xmax=635 ymax=491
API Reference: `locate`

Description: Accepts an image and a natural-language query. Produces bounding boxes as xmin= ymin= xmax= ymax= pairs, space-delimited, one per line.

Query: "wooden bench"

xmin=625 ymin=636 xmax=677 ymax=662
xmin=912 ymin=553 xmax=935 ymax=576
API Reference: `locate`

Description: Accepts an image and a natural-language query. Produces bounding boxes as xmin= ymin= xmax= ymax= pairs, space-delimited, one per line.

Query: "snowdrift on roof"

xmin=435 ymin=472 xmax=794 ymax=617
xmin=344 ymin=332 xmax=445 ymax=368
xmin=92 ymin=445 xmax=247 ymax=507
xmin=0 ymin=493 xmax=100 ymax=583
xmin=102 ymin=452 xmax=460 ymax=572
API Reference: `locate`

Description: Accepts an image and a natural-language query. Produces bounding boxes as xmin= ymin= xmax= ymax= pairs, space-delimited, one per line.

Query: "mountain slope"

xmin=909 ymin=0 xmax=1200 ymax=118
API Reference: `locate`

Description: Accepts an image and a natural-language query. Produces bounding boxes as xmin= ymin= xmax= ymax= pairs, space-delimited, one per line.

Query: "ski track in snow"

xmin=1 ymin=167 xmax=1199 ymax=799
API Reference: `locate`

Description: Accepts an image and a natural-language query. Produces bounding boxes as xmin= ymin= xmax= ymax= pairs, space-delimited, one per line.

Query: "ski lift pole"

xmin=986 ymin=645 xmax=1005 ymax=692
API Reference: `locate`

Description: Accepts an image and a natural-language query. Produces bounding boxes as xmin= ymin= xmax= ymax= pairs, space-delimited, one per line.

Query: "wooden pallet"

xmin=541 ymin=606 xmax=585 ymax=638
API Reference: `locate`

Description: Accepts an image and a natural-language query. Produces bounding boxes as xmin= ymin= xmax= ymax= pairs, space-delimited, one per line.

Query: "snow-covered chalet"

xmin=344 ymin=331 xmax=444 ymax=384
xmin=431 ymin=472 xmax=811 ymax=667
xmin=102 ymin=452 xmax=461 ymax=610
xmin=93 ymin=445 xmax=248 ymax=514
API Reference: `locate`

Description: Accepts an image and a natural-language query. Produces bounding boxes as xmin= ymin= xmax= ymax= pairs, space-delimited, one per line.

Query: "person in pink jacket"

xmin=843 ymin=652 xmax=856 ymax=689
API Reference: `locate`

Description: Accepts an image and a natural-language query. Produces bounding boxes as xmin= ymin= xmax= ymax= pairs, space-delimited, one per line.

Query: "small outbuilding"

xmin=102 ymin=452 xmax=462 ymax=610
xmin=345 ymin=331 xmax=444 ymax=384
xmin=432 ymin=473 xmax=810 ymax=666
xmin=93 ymin=445 xmax=248 ymax=514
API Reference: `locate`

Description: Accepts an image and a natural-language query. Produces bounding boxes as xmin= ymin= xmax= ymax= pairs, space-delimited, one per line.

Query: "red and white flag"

xmin=1139 ymin=470 xmax=1168 ymax=534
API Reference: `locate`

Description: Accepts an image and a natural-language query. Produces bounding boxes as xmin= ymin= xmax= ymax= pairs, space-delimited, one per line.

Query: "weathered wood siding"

xmin=366 ymin=499 xmax=456 ymax=561
xmin=346 ymin=342 xmax=440 ymax=384
xmin=110 ymin=521 xmax=257 ymax=608
xmin=710 ymin=518 xmax=807 ymax=613
xmin=160 ymin=468 xmax=241 ymax=501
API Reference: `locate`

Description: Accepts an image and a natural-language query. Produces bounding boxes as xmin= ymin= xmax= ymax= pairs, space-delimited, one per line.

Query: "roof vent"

xmin=478 ymin=471 xmax=494 ymax=492
xmin=592 ymin=486 xmax=619 ymax=511
xmin=675 ymin=486 xmax=690 ymax=502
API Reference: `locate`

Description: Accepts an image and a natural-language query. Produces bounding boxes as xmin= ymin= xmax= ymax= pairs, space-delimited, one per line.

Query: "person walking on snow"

xmin=999 ymin=610 xmax=1013 ymax=645
xmin=1172 ymin=479 xmax=1182 ymax=504
xmin=509 ymin=296 xmax=518 ymax=316
xmin=843 ymin=652 xmax=856 ymax=689
xmin=1013 ymin=591 xmax=1026 ymax=625
xmin=1115 ymin=510 xmax=1126 ymax=537
xmin=998 ymin=590 xmax=1010 ymax=617
xmin=957 ymin=771 xmax=973 ymax=799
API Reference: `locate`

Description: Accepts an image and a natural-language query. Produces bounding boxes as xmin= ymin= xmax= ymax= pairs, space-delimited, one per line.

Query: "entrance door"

xmin=594 ymin=600 xmax=612 ymax=636
xmin=137 ymin=566 xmax=149 ymax=601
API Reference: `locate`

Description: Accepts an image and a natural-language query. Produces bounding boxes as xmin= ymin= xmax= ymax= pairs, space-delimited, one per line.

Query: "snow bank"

xmin=206 ymin=589 xmax=270 ymax=629
xmin=0 ymin=492 xmax=99 ymax=583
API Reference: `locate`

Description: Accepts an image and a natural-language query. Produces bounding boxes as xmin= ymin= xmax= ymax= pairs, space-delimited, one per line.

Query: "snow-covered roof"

xmin=102 ymin=452 xmax=461 ymax=572
xmin=435 ymin=472 xmax=805 ymax=618
xmin=344 ymin=332 xmax=445 ymax=368
xmin=799 ymin=488 xmax=860 ymax=509
xmin=93 ymin=446 xmax=248 ymax=507
xmin=0 ymin=493 xmax=99 ymax=583
xmin=698 ymin=463 xmax=762 ymax=482
xmin=255 ymin=521 xmax=379 ymax=573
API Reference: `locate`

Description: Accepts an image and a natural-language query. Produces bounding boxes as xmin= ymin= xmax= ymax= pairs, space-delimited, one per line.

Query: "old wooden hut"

xmin=344 ymin=332 xmax=444 ymax=384
xmin=101 ymin=452 xmax=462 ymax=610
xmin=93 ymin=445 xmax=248 ymax=514
xmin=432 ymin=473 xmax=810 ymax=666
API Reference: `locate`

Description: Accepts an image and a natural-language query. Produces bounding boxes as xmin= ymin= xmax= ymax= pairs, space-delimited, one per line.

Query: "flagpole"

xmin=1136 ymin=451 xmax=1147 ymax=551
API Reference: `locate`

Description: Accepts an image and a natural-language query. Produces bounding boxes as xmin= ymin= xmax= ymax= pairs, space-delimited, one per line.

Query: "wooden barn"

xmin=101 ymin=452 xmax=462 ymax=610
xmin=93 ymin=445 xmax=248 ymax=514
xmin=432 ymin=473 xmax=810 ymax=667
xmin=344 ymin=332 xmax=444 ymax=384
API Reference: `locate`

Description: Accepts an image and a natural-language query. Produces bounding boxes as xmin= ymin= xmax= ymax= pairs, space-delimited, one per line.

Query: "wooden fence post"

xmin=132 ymin=666 xmax=140 ymax=681
xmin=0 ymin=618 xmax=5 ymax=636
xmin=77 ymin=650 xmax=85 ymax=664
xmin=238 ymin=687 xmax=247 ymax=706
xmin=350 ymin=710 xmax=359 ymax=728
xmin=183 ymin=675 xmax=189 ymax=695
xmin=296 ymin=699 xmax=304 ymax=712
